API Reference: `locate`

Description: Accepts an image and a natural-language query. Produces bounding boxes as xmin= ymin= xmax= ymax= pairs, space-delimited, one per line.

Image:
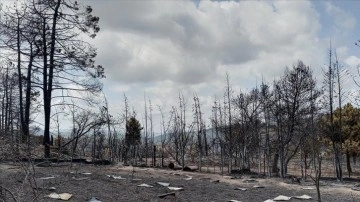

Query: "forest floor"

xmin=1 ymin=161 xmax=360 ymax=202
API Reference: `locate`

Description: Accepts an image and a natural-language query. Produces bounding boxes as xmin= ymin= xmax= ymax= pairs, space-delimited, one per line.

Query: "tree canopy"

xmin=319 ymin=103 xmax=360 ymax=155
xmin=125 ymin=116 xmax=142 ymax=146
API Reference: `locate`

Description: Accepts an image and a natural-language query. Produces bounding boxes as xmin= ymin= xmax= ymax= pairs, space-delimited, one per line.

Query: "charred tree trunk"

xmin=315 ymin=157 xmax=322 ymax=202
xmin=346 ymin=149 xmax=352 ymax=178
xmin=272 ymin=151 xmax=279 ymax=176
xmin=16 ymin=17 xmax=26 ymax=143
xmin=153 ymin=145 xmax=156 ymax=167
xmin=332 ymin=142 xmax=342 ymax=181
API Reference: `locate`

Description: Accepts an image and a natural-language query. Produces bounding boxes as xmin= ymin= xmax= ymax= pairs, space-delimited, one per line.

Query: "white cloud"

xmin=70 ymin=0 xmax=359 ymax=131
xmin=2 ymin=0 xmax=359 ymax=132
xmin=344 ymin=55 xmax=360 ymax=86
xmin=90 ymin=0 xmax=322 ymax=87
xmin=345 ymin=56 xmax=360 ymax=67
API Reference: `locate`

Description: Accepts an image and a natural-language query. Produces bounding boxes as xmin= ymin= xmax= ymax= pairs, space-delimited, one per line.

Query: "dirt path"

xmin=0 ymin=162 xmax=359 ymax=201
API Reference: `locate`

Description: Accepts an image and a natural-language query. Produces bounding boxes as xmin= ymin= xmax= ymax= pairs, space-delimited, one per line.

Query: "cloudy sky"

xmin=81 ymin=0 xmax=360 ymax=131
xmin=3 ymin=0 xmax=359 ymax=132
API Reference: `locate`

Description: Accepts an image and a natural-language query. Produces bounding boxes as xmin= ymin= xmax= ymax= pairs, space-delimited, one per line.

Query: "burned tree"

xmin=28 ymin=0 xmax=103 ymax=158
xmin=272 ymin=61 xmax=320 ymax=177
xmin=233 ymin=88 xmax=261 ymax=172
xmin=0 ymin=2 xmax=42 ymax=144
xmin=322 ymin=46 xmax=343 ymax=181
xmin=193 ymin=94 xmax=207 ymax=172
xmin=168 ymin=94 xmax=193 ymax=169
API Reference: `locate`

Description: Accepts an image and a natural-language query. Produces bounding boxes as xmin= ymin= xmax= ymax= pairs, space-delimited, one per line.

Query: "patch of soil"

xmin=0 ymin=162 xmax=359 ymax=202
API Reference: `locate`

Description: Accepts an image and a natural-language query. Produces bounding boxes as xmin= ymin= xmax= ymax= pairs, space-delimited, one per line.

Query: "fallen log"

xmin=183 ymin=166 xmax=198 ymax=172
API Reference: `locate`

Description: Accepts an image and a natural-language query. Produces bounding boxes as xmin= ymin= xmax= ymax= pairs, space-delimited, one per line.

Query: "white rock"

xmin=168 ymin=187 xmax=184 ymax=191
xmin=302 ymin=187 xmax=315 ymax=190
xmin=48 ymin=193 xmax=72 ymax=201
xmin=157 ymin=182 xmax=170 ymax=187
xmin=273 ymin=195 xmax=291 ymax=201
xmin=294 ymin=195 xmax=312 ymax=200
xmin=137 ymin=183 xmax=153 ymax=188
xmin=112 ymin=175 xmax=126 ymax=180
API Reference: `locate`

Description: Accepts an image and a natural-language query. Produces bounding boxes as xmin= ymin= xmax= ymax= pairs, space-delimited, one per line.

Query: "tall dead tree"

xmin=149 ymin=99 xmax=155 ymax=166
xmin=158 ymin=106 xmax=172 ymax=167
xmin=179 ymin=93 xmax=189 ymax=169
xmin=211 ymin=99 xmax=225 ymax=174
xmin=260 ymin=82 xmax=272 ymax=176
xmin=144 ymin=93 xmax=148 ymax=166
xmin=0 ymin=2 xmax=41 ymax=144
xmin=233 ymin=88 xmax=261 ymax=171
xmin=334 ymin=52 xmax=351 ymax=178
xmin=193 ymin=94 xmax=204 ymax=172
xmin=311 ymin=88 xmax=322 ymax=202
xmin=168 ymin=93 xmax=193 ymax=168
xmin=0 ymin=62 xmax=20 ymax=146
xmin=225 ymin=73 xmax=233 ymax=173
xmin=103 ymin=96 xmax=115 ymax=162
xmin=324 ymin=45 xmax=342 ymax=181
xmin=123 ymin=94 xmax=130 ymax=164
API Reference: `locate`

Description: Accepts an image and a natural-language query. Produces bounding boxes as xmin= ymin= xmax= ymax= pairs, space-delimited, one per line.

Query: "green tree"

xmin=125 ymin=116 xmax=142 ymax=164
xmin=320 ymin=103 xmax=360 ymax=177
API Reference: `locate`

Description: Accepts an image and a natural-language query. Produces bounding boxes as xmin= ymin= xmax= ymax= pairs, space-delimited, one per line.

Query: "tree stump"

xmin=168 ymin=162 xmax=174 ymax=170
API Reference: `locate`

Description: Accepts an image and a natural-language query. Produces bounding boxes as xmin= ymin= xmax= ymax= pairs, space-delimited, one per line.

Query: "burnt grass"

xmin=0 ymin=162 xmax=359 ymax=202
